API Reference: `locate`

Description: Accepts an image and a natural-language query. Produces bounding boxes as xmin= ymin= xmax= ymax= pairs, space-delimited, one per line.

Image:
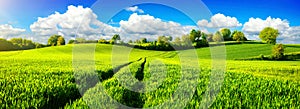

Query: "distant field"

xmin=0 ymin=43 xmax=300 ymax=108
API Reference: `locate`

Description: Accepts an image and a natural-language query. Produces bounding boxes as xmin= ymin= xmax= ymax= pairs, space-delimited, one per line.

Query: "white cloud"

xmin=0 ymin=24 xmax=26 ymax=38
xmin=119 ymin=13 xmax=196 ymax=41
xmin=278 ymin=26 xmax=300 ymax=44
xmin=125 ymin=6 xmax=144 ymax=13
xmin=30 ymin=5 xmax=119 ymax=43
xmin=197 ymin=13 xmax=242 ymax=28
xmin=243 ymin=17 xmax=289 ymax=35
xmin=29 ymin=6 xmax=197 ymax=43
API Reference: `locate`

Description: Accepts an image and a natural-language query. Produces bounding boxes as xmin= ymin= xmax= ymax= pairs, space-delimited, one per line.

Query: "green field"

xmin=0 ymin=43 xmax=300 ymax=108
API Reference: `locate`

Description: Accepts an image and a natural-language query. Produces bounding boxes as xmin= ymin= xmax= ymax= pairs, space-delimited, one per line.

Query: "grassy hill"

xmin=0 ymin=43 xmax=300 ymax=108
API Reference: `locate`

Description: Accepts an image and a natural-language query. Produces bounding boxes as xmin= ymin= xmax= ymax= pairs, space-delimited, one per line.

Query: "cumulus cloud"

xmin=30 ymin=5 xmax=119 ymax=43
xmin=278 ymin=26 xmax=300 ymax=44
xmin=197 ymin=13 xmax=242 ymax=28
xmin=125 ymin=6 xmax=144 ymax=13
xmin=119 ymin=13 xmax=196 ymax=41
xmin=243 ymin=17 xmax=289 ymax=35
xmin=0 ymin=24 xmax=26 ymax=38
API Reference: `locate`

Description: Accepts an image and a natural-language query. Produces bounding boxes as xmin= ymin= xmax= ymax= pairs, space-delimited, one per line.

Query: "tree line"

xmin=0 ymin=38 xmax=45 ymax=51
xmin=1 ymin=27 xmax=281 ymax=53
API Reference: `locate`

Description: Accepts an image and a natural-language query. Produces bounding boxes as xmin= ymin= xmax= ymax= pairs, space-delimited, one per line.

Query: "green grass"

xmin=0 ymin=43 xmax=300 ymax=108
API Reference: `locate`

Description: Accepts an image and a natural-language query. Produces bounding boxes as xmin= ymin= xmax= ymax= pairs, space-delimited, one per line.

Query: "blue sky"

xmin=0 ymin=0 xmax=299 ymax=43
xmin=0 ymin=0 xmax=299 ymax=28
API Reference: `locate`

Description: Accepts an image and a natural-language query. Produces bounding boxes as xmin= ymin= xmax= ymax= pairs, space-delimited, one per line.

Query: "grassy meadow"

xmin=0 ymin=43 xmax=300 ymax=108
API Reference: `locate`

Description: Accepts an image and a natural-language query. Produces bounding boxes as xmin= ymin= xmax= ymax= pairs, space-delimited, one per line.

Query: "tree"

xmin=98 ymin=39 xmax=108 ymax=44
xmin=166 ymin=36 xmax=173 ymax=42
xmin=196 ymin=32 xmax=209 ymax=47
xmin=207 ymin=33 xmax=213 ymax=42
xmin=174 ymin=37 xmax=181 ymax=45
xmin=232 ymin=31 xmax=246 ymax=42
xmin=157 ymin=36 xmax=171 ymax=45
xmin=0 ymin=38 xmax=16 ymax=51
xmin=181 ymin=34 xmax=192 ymax=47
xmin=10 ymin=38 xmax=37 ymax=49
xmin=259 ymin=27 xmax=279 ymax=45
xmin=48 ymin=35 xmax=65 ymax=46
xmin=128 ymin=40 xmax=133 ymax=43
xmin=213 ymin=31 xmax=223 ymax=42
xmin=189 ymin=29 xmax=201 ymax=43
xmin=68 ymin=39 xmax=75 ymax=44
xmin=272 ymin=44 xmax=284 ymax=60
xmin=140 ymin=38 xmax=147 ymax=43
xmin=57 ymin=36 xmax=65 ymax=46
xmin=220 ymin=28 xmax=231 ymax=41
xmin=111 ymin=34 xmax=121 ymax=44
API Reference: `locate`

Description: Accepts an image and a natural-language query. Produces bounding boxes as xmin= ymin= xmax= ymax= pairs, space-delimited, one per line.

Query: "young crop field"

xmin=0 ymin=43 xmax=300 ymax=108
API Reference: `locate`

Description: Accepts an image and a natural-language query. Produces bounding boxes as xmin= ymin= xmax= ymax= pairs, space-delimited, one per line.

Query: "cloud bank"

xmin=197 ymin=13 xmax=242 ymax=28
xmin=119 ymin=13 xmax=195 ymax=41
xmin=28 ymin=5 xmax=195 ymax=43
xmin=0 ymin=24 xmax=26 ymax=39
xmin=30 ymin=5 xmax=120 ymax=43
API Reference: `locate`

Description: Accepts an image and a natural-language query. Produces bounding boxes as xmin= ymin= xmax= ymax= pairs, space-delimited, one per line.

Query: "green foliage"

xmin=206 ymin=33 xmax=214 ymax=42
xmin=259 ymin=27 xmax=279 ymax=45
xmin=68 ymin=39 xmax=75 ymax=44
xmin=0 ymin=38 xmax=44 ymax=51
xmin=48 ymin=34 xmax=65 ymax=46
xmin=173 ymin=37 xmax=181 ymax=46
xmin=220 ymin=28 xmax=231 ymax=41
xmin=272 ymin=44 xmax=285 ymax=60
xmin=232 ymin=31 xmax=246 ymax=42
xmin=98 ymin=39 xmax=108 ymax=44
xmin=140 ymin=38 xmax=147 ymax=43
xmin=181 ymin=34 xmax=192 ymax=47
xmin=0 ymin=38 xmax=17 ymax=51
xmin=213 ymin=31 xmax=223 ymax=42
xmin=189 ymin=29 xmax=201 ymax=43
xmin=57 ymin=36 xmax=66 ymax=46
xmin=111 ymin=34 xmax=121 ymax=44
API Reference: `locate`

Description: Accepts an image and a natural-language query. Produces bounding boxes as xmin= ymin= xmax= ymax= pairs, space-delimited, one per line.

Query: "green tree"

xmin=173 ymin=37 xmax=181 ymax=45
xmin=181 ymin=34 xmax=192 ymax=47
xmin=232 ymin=31 xmax=246 ymax=42
xmin=157 ymin=36 xmax=171 ymax=45
xmin=207 ymin=33 xmax=213 ymax=42
xmin=220 ymin=28 xmax=231 ymax=41
xmin=189 ymin=29 xmax=201 ymax=43
xmin=111 ymin=34 xmax=121 ymax=44
xmin=57 ymin=36 xmax=65 ymax=46
xmin=98 ymin=39 xmax=108 ymax=44
xmin=9 ymin=38 xmax=23 ymax=45
xmin=272 ymin=44 xmax=284 ymax=60
xmin=48 ymin=35 xmax=65 ymax=46
xmin=10 ymin=38 xmax=37 ymax=49
xmin=68 ymin=39 xmax=75 ymax=44
xmin=166 ymin=36 xmax=173 ymax=42
xmin=140 ymin=38 xmax=147 ymax=43
xmin=213 ymin=31 xmax=223 ymax=42
xmin=0 ymin=38 xmax=16 ymax=51
xmin=259 ymin=27 xmax=279 ymax=44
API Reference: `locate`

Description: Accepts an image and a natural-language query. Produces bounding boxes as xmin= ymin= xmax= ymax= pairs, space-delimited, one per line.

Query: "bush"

xmin=272 ymin=44 xmax=284 ymax=60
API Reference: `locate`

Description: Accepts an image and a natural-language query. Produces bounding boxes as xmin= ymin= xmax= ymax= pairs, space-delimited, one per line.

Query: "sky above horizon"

xmin=0 ymin=0 xmax=299 ymax=44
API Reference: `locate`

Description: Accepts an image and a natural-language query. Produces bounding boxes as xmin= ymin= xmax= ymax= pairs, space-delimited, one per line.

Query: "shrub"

xmin=272 ymin=44 xmax=284 ymax=60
